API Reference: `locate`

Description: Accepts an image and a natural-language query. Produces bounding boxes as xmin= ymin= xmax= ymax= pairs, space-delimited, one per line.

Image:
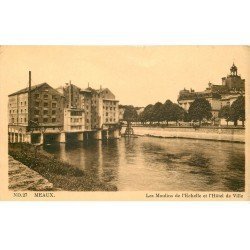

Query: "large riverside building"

xmin=8 ymin=80 xmax=65 ymax=144
xmin=178 ymin=63 xmax=245 ymax=118
xmin=80 ymin=86 xmax=120 ymax=139
xmin=57 ymin=83 xmax=85 ymax=141
xmin=8 ymin=72 xmax=120 ymax=144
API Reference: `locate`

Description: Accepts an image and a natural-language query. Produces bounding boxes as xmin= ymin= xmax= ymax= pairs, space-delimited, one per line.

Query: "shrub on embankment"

xmin=9 ymin=143 xmax=117 ymax=191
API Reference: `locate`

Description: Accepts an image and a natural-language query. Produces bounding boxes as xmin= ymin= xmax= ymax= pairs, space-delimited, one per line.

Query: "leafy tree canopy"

xmin=188 ymin=98 xmax=212 ymax=123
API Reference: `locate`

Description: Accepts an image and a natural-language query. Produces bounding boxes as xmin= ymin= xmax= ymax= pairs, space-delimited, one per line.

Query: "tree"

xmin=151 ymin=102 xmax=166 ymax=124
xmin=139 ymin=104 xmax=154 ymax=124
xmin=230 ymin=96 xmax=245 ymax=126
xmin=163 ymin=100 xmax=174 ymax=125
xmin=123 ymin=105 xmax=138 ymax=123
xmin=218 ymin=105 xmax=231 ymax=126
xmin=172 ymin=104 xmax=186 ymax=125
xmin=188 ymin=98 xmax=212 ymax=125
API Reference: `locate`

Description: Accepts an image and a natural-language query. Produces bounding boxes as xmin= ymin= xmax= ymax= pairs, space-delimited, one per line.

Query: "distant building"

xmin=178 ymin=63 xmax=245 ymax=118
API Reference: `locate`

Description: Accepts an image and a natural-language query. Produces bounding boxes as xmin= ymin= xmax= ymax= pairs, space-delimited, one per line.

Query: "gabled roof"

xmin=8 ymin=83 xmax=64 ymax=97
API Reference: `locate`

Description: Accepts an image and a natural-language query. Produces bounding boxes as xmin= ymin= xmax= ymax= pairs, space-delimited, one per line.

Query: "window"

xmin=35 ymin=94 xmax=39 ymax=99
xmin=24 ymin=118 xmax=26 ymax=122
xmin=24 ymin=101 xmax=26 ymax=105
xmin=34 ymin=118 xmax=39 ymax=122
xmin=35 ymin=110 xmax=39 ymax=115
xmin=21 ymin=118 xmax=23 ymax=122
xmin=43 ymin=110 xmax=48 ymax=115
xmin=35 ymin=102 xmax=39 ymax=107
xmin=110 ymin=118 xmax=112 ymax=122
xmin=21 ymin=102 xmax=23 ymax=106
xmin=52 ymin=103 xmax=57 ymax=108
xmin=44 ymin=94 xmax=48 ymax=99
xmin=52 ymin=110 xmax=56 ymax=115
xmin=43 ymin=118 xmax=48 ymax=123
xmin=9 ymin=110 xmax=11 ymax=114
xmin=86 ymin=119 xmax=89 ymax=123
xmin=12 ymin=118 xmax=14 ymax=123
xmin=110 ymin=107 xmax=112 ymax=110
xmin=106 ymin=118 xmax=108 ymax=122
xmin=106 ymin=112 xmax=108 ymax=116
xmin=52 ymin=95 xmax=57 ymax=100
xmin=52 ymin=118 xmax=56 ymax=123
xmin=44 ymin=102 xmax=48 ymax=107
xmin=21 ymin=109 xmax=23 ymax=113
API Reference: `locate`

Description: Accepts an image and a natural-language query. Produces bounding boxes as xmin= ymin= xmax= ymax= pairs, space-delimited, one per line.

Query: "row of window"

xmin=70 ymin=111 xmax=83 ymax=116
xmin=105 ymin=118 xmax=116 ymax=123
xmin=70 ymin=118 xmax=83 ymax=123
xmin=105 ymin=112 xmax=116 ymax=117
xmin=10 ymin=109 xmax=27 ymax=114
xmin=33 ymin=118 xmax=57 ymax=123
xmin=34 ymin=94 xmax=58 ymax=100
xmin=9 ymin=101 xmax=27 ymax=107
xmin=35 ymin=102 xmax=57 ymax=108
xmin=103 ymin=106 xmax=116 ymax=111
xmin=11 ymin=118 xmax=27 ymax=123
xmin=34 ymin=109 xmax=57 ymax=115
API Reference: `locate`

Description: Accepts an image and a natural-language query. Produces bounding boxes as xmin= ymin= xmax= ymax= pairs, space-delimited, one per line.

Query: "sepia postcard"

xmin=0 ymin=45 xmax=249 ymax=201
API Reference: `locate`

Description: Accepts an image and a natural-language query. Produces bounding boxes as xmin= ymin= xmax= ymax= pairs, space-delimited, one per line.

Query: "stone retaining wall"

xmin=9 ymin=156 xmax=53 ymax=191
xmin=121 ymin=126 xmax=245 ymax=143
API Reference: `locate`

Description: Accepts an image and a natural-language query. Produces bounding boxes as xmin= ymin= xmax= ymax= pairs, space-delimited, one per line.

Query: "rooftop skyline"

xmin=0 ymin=46 xmax=249 ymax=106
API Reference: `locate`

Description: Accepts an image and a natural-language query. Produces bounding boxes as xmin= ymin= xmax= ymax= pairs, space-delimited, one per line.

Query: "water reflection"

xmin=43 ymin=137 xmax=245 ymax=191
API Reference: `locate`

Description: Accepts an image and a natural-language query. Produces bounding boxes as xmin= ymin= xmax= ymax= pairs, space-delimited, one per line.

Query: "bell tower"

xmin=230 ymin=63 xmax=238 ymax=76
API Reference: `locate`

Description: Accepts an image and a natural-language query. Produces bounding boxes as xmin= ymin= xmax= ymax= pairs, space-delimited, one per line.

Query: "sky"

xmin=0 ymin=46 xmax=249 ymax=107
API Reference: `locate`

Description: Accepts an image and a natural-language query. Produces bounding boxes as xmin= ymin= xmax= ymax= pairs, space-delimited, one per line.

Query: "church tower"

xmin=221 ymin=63 xmax=245 ymax=91
xmin=230 ymin=63 xmax=238 ymax=76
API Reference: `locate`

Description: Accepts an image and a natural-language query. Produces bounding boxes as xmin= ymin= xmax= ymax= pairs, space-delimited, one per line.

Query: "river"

xmin=43 ymin=137 xmax=245 ymax=192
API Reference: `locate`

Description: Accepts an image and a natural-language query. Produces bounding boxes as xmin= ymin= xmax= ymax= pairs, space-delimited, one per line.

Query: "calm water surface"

xmin=43 ymin=137 xmax=245 ymax=191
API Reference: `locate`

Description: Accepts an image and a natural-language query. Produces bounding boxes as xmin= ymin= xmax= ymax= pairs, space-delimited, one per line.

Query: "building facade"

xmin=8 ymin=82 xmax=65 ymax=144
xmin=8 ymin=74 xmax=120 ymax=144
xmin=178 ymin=63 xmax=245 ymax=119
xmin=80 ymin=87 xmax=120 ymax=139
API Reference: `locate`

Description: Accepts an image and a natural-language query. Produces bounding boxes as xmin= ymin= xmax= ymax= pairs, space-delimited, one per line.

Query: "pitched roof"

xmin=8 ymin=83 xmax=63 ymax=97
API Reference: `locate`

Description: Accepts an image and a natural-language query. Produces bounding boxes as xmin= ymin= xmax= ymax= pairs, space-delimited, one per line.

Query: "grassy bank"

xmin=9 ymin=143 xmax=117 ymax=191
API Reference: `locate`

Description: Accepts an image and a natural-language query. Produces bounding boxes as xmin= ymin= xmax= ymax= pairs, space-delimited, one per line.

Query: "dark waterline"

xmin=43 ymin=137 xmax=245 ymax=191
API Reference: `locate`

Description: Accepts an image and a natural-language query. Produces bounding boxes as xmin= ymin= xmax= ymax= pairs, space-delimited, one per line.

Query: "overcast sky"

xmin=0 ymin=46 xmax=249 ymax=107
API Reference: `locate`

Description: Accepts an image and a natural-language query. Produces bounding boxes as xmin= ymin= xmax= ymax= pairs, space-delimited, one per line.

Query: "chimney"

xmin=69 ymin=80 xmax=72 ymax=108
xmin=28 ymin=71 xmax=32 ymax=130
xmin=29 ymin=71 xmax=31 ymax=92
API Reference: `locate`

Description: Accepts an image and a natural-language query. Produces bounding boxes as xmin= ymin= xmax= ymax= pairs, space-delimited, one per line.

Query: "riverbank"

xmin=9 ymin=155 xmax=53 ymax=191
xmin=9 ymin=143 xmax=117 ymax=191
xmin=121 ymin=126 xmax=245 ymax=143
